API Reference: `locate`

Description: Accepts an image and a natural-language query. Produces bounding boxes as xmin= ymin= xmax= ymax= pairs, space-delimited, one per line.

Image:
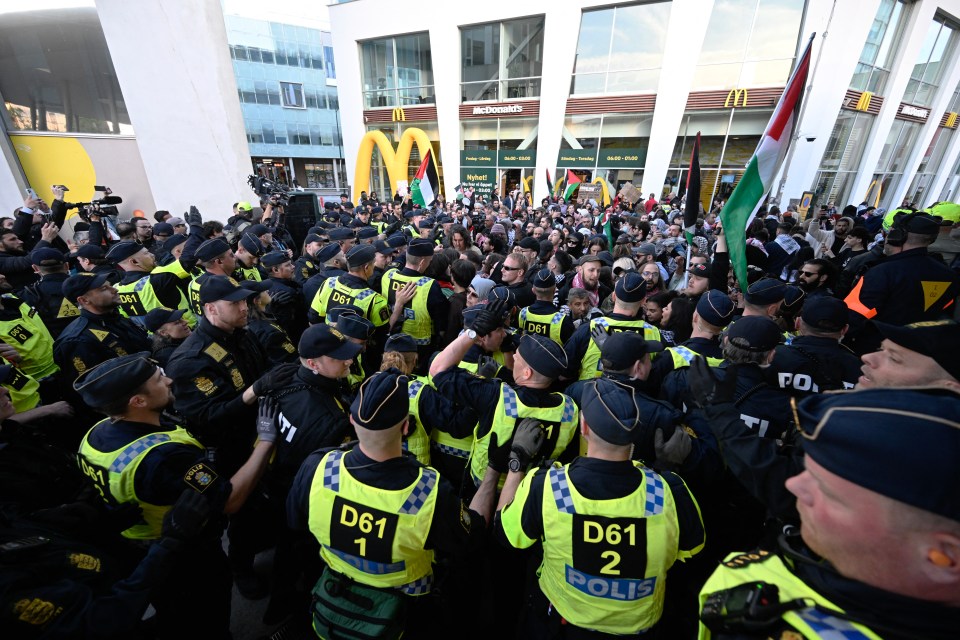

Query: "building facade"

xmin=330 ymin=0 xmax=960 ymax=212
xmin=224 ymin=14 xmax=347 ymax=197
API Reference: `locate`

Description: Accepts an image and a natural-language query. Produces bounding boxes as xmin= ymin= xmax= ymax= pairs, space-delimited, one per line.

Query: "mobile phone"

xmin=25 ymin=188 xmax=38 ymax=200
xmin=93 ymin=185 xmax=107 ymax=192
xmin=52 ymin=184 xmax=69 ymax=192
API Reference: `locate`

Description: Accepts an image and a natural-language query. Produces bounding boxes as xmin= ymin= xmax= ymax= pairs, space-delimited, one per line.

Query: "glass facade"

xmin=850 ymin=0 xmax=909 ymax=94
xmin=902 ymin=14 xmax=958 ymax=106
xmin=461 ymin=17 xmax=544 ymax=102
xmin=225 ymin=15 xmax=344 ymax=189
xmin=811 ymin=0 xmax=910 ymax=207
xmin=570 ymin=3 xmax=671 ymax=95
xmin=0 ymin=7 xmax=132 ymax=135
xmin=691 ymin=0 xmax=805 ymax=90
xmin=360 ymin=33 xmax=434 ymax=109
xmin=905 ymin=84 xmax=960 ymax=206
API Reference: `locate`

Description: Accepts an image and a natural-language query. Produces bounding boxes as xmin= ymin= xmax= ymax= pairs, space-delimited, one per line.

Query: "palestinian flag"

xmin=683 ymin=132 xmax=702 ymax=243
xmin=562 ymin=169 xmax=581 ymax=201
xmin=411 ymin=149 xmax=439 ymax=207
xmin=721 ymin=34 xmax=813 ymax=292
xmin=545 ymin=169 xmax=554 ymax=198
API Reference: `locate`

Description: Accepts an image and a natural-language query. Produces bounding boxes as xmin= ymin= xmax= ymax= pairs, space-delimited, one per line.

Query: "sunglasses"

xmin=799 ymin=271 xmax=819 ymax=277
xmin=501 ymin=265 xmax=521 ymax=272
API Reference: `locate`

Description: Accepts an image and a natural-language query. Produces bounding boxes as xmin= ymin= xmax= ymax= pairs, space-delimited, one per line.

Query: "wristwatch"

xmin=508 ymin=456 xmax=524 ymax=473
xmin=465 ymin=329 xmax=478 ymax=340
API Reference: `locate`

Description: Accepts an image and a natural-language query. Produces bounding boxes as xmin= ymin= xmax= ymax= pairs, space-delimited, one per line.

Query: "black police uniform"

xmin=266 ymin=276 xmax=308 ymax=342
xmin=54 ymin=309 xmax=152 ymax=384
xmin=507 ymin=281 xmax=535 ymax=310
xmin=247 ymin=315 xmax=298 ymax=365
xmin=151 ymin=334 xmax=186 ymax=369
xmin=293 ymin=253 xmax=320 ymax=284
xmin=769 ymin=336 xmax=860 ymax=397
xmin=846 ymin=246 xmax=959 ymax=349
xmin=563 ymin=311 xmax=655 ymax=376
xmin=165 ymin=317 xmax=268 ymax=472
xmin=18 ymin=272 xmax=77 ymax=339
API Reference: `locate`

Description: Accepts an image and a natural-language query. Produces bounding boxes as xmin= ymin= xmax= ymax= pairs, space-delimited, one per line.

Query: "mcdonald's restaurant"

xmin=333 ymin=0 xmax=960 ymax=213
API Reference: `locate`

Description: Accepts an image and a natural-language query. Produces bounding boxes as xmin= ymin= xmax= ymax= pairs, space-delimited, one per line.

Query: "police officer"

xmin=517 ymin=267 xmax=573 ymax=346
xmin=165 ymin=275 xmax=294 ymax=598
xmin=294 ymin=233 xmax=323 ymax=284
xmin=262 ymin=250 xmax=308 ymax=342
xmin=735 ymin=277 xmax=787 ymax=322
xmin=369 ymin=239 xmax=396 ymax=295
xmin=302 ymin=243 xmax=347 ymax=309
xmin=107 ymin=240 xmax=196 ymax=329
xmin=74 ymin=353 xmax=279 ymax=638
xmin=383 ymin=238 xmax=449 ymax=362
xmin=232 ymin=232 xmax=265 ymax=282
xmin=495 ymin=377 xmax=705 ymax=638
xmin=858 ymin=319 xmax=960 ymax=389
xmin=54 ymin=272 xmax=150 ymax=386
xmin=647 ymin=289 xmax=734 ymax=392
xmin=328 ymin=226 xmax=356 ymax=254
xmin=357 ymin=225 xmax=379 ymax=245
xmin=770 ymin=296 xmax=861 ymax=396
xmin=239 ymin=279 xmax=298 ymax=365
xmin=430 ymin=309 xmax=580 ymax=491
xmin=18 ymin=247 xmax=78 ymax=339
xmin=564 ymin=271 xmax=662 ymax=380
xmin=188 ymin=237 xmax=237 ymax=316
xmin=845 ymin=212 xmax=959 ymax=353
xmin=312 ymin=244 xmax=390 ymax=341
xmin=286 ymin=369 xmax=496 ymax=638
xmin=698 ymin=387 xmax=960 ymax=640
xmin=336 ymin=309 xmax=375 ymax=393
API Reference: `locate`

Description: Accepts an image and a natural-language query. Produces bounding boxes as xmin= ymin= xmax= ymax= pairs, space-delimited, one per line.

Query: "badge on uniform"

xmin=230 ymin=368 xmax=244 ymax=390
xmin=459 ymin=502 xmax=472 ymax=532
xmin=68 ymin=553 xmax=102 ymax=572
xmin=379 ymin=307 xmax=389 ymax=322
xmin=204 ymin=343 xmax=228 ymax=362
xmin=183 ymin=463 xmax=219 ymax=493
xmin=89 ymin=328 xmax=110 ymax=342
xmin=73 ymin=357 xmax=87 ymax=374
xmin=194 ymin=376 xmax=217 ymax=396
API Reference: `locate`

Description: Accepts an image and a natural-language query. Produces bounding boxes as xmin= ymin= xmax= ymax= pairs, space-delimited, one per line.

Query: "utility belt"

xmin=311 ymin=566 xmax=408 ymax=640
xmin=532 ymin=589 xmax=654 ymax=639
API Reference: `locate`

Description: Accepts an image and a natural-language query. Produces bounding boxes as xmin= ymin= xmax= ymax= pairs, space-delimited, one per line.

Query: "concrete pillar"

xmin=95 ymin=0 xmax=253 ymax=220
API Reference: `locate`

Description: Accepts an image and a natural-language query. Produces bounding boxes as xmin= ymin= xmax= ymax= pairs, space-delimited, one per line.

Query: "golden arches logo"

xmin=353 ymin=128 xmax=437 ymax=203
xmin=592 ymin=177 xmax=612 ymax=206
xmin=523 ymin=175 xmax=534 ymax=195
xmin=855 ymin=92 xmax=873 ymax=112
xmin=391 ymin=108 xmax=406 ymax=122
xmin=724 ymin=89 xmax=748 ymax=108
xmin=946 ymin=112 xmax=958 ymax=128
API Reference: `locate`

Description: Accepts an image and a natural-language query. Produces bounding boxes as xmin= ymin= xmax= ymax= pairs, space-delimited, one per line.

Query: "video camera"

xmin=248 ymin=175 xmax=291 ymax=207
xmin=64 ymin=186 xmax=122 ymax=221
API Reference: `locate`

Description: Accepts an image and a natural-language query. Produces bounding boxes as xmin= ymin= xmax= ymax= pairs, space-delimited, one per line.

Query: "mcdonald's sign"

xmin=946 ymin=112 xmax=958 ymax=128
xmin=352 ymin=128 xmax=438 ymax=203
xmin=391 ymin=108 xmax=406 ymax=122
xmin=724 ymin=88 xmax=748 ymax=108
xmin=855 ymin=92 xmax=873 ymax=112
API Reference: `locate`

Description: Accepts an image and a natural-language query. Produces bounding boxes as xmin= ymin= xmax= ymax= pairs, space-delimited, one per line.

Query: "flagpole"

xmin=774 ymin=8 xmax=834 ymax=204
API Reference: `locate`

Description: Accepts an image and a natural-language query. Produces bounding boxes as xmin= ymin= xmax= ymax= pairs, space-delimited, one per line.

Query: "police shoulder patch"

xmin=183 ymin=463 xmax=219 ymax=493
xmin=459 ymin=502 xmax=472 ymax=533
xmin=204 ymin=342 xmax=228 ymax=362
xmin=722 ymin=549 xmax=773 ymax=569
xmin=73 ymin=357 xmax=87 ymax=374
xmin=89 ymin=328 xmax=110 ymax=342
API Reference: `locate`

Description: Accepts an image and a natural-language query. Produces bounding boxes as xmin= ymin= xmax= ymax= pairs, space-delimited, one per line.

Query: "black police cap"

xmin=696 ymin=290 xmax=736 ymax=327
xmin=195 ymin=238 xmax=231 ymax=262
xmin=329 ymin=227 xmax=355 ymax=241
xmin=31 ymin=247 xmax=66 ymax=267
xmin=337 ymin=313 xmax=374 ymax=341
xmin=581 ymin=378 xmax=643 ymax=446
xmin=239 ymin=233 xmax=265 ymax=257
xmin=298 ymin=323 xmax=363 ymax=360
xmin=407 ymin=238 xmax=434 ymax=257
xmin=199 ymin=275 xmax=249 ymax=304
xmin=104 ymin=241 xmax=144 ymax=264
xmin=600 ymin=331 xmax=663 ymax=371
xmin=531 ymin=267 xmax=555 ymax=288
xmin=164 ymin=234 xmax=188 ymax=252
xmin=62 ymin=272 xmax=110 ymax=303
xmin=726 ymin=316 xmax=781 ymax=352
xmin=357 ymin=227 xmax=379 ymax=240
xmin=316 ymin=244 xmax=342 ymax=263
xmin=615 ymin=272 xmax=647 ymax=303
xmin=518 ymin=334 xmax=568 ymax=379
xmin=351 ymin=369 xmax=410 ymax=431
xmin=872 ymin=319 xmax=960 ymax=381
xmin=261 ymin=251 xmax=290 ymax=268
xmin=744 ymin=278 xmax=787 ymax=305
xmin=801 ymin=297 xmax=848 ymax=332
xmin=384 ymin=333 xmax=418 ymax=353
xmin=346 ymin=244 xmax=377 ymax=268
xmin=73 ymin=353 xmax=157 ymax=408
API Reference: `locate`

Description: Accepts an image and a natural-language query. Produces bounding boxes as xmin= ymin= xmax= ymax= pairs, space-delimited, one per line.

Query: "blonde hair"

xmin=380 ymin=351 xmax=417 ymax=374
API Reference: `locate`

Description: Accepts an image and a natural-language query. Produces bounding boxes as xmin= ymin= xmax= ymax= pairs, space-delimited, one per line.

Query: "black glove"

xmin=590 ymin=323 xmax=609 ymax=349
xmin=268 ymin=290 xmax=294 ymax=306
xmin=187 ymin=205 xmax=203 ymax=228
xmin=252 ymin=363 xmax=298 ymax=397
xmin=509 ymin=418 xmax=547 ymax=471
xmin=477 ymin=355 xmax=499 ymax=379
xmin=499 ymin=330 xmax=518 ymax=353
xmin=162 ymin=489 xmax=212 ymax=541
xmin=688 ymin=357 xmax=738 ymax=408
xmin=256 ymin=396 xmax=280 ymax=444
xmin=472 ymin=299 xmax=507 ymax=338
xmin=487 ymin=431 xmax=512 ymax=474
xmin=654 ymin=426 xmax=692 ymax=467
